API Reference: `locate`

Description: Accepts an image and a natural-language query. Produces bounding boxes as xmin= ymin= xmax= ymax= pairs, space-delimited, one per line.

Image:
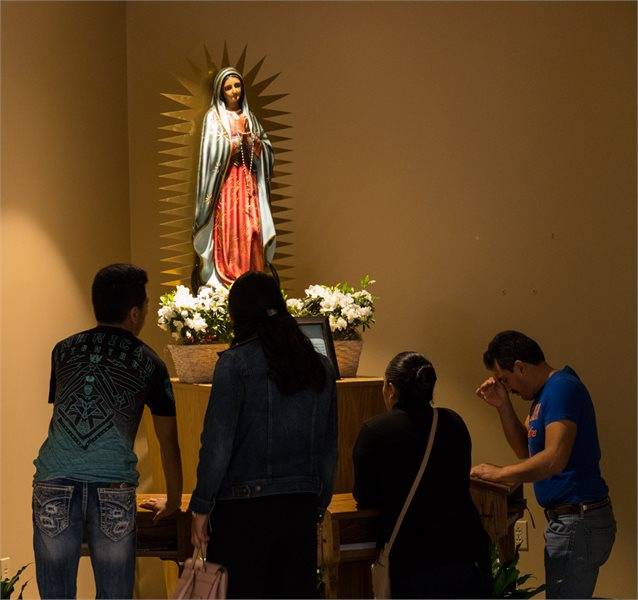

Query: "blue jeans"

xmin=544 ymin=502 xmax=616 ymax=598
xmin=32 ymin=478 xmax=136 ymax=599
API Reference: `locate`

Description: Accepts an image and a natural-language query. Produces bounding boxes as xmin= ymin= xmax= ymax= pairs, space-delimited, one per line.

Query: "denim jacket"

xmin=189 ymin=338 xmax=338 ymax=516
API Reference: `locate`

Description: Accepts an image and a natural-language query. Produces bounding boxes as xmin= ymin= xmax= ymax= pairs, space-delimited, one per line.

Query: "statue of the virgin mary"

xmin=192 ymin=66 xmax=275 ymax=289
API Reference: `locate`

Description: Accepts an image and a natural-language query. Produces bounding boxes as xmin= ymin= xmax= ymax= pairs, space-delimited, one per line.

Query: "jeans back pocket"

xmin=97 ymin=487 xmax=136 ymax=542
xmin=585 ymin=513 xmax=616 ymax=567
xmin=33 ymin=483 xmax=74 ymax=538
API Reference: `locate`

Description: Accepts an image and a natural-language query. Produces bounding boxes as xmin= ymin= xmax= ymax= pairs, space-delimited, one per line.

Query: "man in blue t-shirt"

xmin=32 ymin=264 xmax=183 ymax=599
xmin=471 ymin=330 xmax=615 ymax=599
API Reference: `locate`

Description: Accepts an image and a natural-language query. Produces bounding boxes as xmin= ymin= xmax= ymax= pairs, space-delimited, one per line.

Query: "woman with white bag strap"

xmin=353 ymin=352 xmax=492 ymax=598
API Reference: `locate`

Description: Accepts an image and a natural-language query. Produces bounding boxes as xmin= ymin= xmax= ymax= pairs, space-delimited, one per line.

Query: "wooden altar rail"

xmin=320 ymin=482 xmax=525 ymax=599
xmin=138 ymin=378 xmax=525 ymax=597
xmin=127 ymin=477 xmax=524 ymax=599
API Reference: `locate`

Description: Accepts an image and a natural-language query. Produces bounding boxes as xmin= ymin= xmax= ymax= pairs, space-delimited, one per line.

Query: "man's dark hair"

xmin=92 ymin=264 xmax=148 ymax=324
xmin=483 ymin=330 xmax=545 ymax=371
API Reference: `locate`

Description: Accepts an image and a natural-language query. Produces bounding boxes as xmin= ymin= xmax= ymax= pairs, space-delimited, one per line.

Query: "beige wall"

xmin=1 ymin=1 xmax=635 ymax=598
xmin=127 ymin=2 xmax=636 ymax=597
xmin=1 ymin=2 xmax=129 ymax=597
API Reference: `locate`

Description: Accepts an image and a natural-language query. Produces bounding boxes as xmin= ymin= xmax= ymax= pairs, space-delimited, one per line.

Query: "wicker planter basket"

xmin=333 ymin=339 xmax=364 ymax=378
xmin=166 ymin=343 xmax=229 ymax=384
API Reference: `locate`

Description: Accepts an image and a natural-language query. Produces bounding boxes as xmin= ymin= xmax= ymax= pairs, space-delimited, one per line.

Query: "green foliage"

xmin=1 ymin=564 xmax=30 ymax=600
xmin=490 ymin=543 xmax=545 ymax=598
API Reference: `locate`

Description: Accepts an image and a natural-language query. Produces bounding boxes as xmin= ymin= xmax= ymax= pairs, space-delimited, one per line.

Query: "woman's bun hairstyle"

xmin=414 ymin=363 xmax=435 ymax=392
xmin=385 ymin=351 xmax=437 ymax=410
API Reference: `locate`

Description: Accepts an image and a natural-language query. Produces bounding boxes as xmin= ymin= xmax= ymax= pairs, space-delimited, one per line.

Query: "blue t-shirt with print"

xmin=527 ymin=366 xmax=608 ymax=508
xmin=34 ymin=325 xmax=176 ymax=485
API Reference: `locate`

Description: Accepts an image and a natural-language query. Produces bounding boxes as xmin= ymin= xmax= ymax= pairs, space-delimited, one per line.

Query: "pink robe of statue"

xmin=213 ymin=113 xmax=264 ymax=285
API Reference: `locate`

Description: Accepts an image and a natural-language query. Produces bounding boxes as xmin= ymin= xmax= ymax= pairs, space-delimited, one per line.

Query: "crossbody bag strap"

xmin=385 ymin=407 xmax=439 ymax=553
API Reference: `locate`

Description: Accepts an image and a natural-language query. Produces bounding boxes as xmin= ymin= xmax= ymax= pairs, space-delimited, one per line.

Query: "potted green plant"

xmin=490 ymin=543 xmax=545 ymax=598
xmin=1 ymin=563 xmax=30 ymax=600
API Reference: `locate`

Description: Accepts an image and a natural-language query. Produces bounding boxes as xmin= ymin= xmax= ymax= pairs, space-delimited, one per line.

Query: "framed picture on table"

xmin=295 ymin=317 xmax=341 ymax=379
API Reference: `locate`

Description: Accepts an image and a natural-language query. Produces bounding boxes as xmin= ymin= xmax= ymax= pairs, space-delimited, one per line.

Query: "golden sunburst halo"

xmin=158 ymin=43 xmax=294 ymax=289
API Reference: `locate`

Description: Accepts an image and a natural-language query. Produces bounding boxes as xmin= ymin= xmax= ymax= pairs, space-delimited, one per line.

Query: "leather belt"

xmin=544 ymin=496 xmax=610 ymax=520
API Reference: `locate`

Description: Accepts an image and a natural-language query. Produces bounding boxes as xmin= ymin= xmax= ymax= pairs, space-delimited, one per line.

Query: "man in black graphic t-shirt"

xmin=33 ymin=264 xmax=183 ymax=599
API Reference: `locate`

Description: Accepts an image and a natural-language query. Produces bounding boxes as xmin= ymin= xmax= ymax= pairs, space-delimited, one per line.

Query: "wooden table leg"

xmin=318 ymin=512 xmax=341 ymax=599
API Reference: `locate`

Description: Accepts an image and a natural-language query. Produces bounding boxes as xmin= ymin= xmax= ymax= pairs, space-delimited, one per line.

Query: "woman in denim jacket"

xmin=190 ymin=271 xmax=338 ymax=598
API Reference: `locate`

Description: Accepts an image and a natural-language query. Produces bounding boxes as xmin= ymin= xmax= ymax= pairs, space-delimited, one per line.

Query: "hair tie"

xmin=266 ymin=308 xmax=278 ymax=317
xmin=415 ymin=365 xmax=426 ymax=379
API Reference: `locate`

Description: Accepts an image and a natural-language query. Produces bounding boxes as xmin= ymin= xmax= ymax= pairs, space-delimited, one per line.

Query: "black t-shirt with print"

xmin=34 ymin=325 xmax=176 ymax=483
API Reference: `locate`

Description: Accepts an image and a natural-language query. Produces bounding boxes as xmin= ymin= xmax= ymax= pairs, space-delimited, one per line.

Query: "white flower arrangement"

xmin=158 ymin=285 xmax=233 ymax=344
xmin=286 ymin=275 xmax=376 ymax=340
xmin=158 ymin=276 xmax=376 ymax=344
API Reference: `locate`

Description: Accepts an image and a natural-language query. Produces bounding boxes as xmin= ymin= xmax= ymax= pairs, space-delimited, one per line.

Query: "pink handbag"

xmin=171 ymin=546 xmax=228 ymax=600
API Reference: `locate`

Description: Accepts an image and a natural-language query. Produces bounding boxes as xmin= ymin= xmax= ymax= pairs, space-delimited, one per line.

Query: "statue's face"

xmin=222 ymin=76 xmax=242 ymax=109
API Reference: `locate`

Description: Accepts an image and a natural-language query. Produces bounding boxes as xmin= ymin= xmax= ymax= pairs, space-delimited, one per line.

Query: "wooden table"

xmin=144 ymin=377 xmax=385 ymax=495
xmin=319 ymin=494 xmax=380 ymax=599
xmin=134 ymin=494 xmax=193 ymax=562
xmin=132 ymin=482 xmax=525 ymax=599
xmin=469 ymin=476 xmax=526 ymax=562
xmin=138 ymin=378 xmax=526 ymax=598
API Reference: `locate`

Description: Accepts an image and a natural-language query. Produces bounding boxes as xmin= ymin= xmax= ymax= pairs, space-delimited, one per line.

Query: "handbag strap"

xmin=385 ymin=407 xmax=438 ymax=553
xmin=191 ymin=544 xmax=208 ymax=568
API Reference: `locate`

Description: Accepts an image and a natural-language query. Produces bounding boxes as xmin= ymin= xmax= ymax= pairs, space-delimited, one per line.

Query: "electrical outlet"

xmin=1 ymin=557 xmax=10 ymax=579
xmin=514 ymin=520 xmax=528 ymax=551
